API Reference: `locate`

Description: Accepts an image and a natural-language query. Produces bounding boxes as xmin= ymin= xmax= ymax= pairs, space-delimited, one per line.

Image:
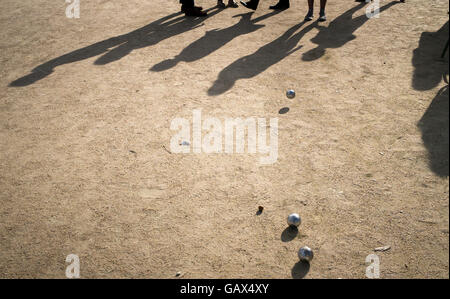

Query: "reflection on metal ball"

xmin=298 ymin=246 xmax=314 ymax=262
xmin=286 ymin=89 xmax=296 ymax=99
xmin=287 ymin=213 xmax=301 ymax=227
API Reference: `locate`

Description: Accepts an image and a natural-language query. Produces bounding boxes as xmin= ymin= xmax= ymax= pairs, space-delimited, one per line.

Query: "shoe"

xmin=184 ymin=7 xmax=207 ymax=17
xmin=240 ymin=0 xmax=260 ymax=10
xmin=181 ymin=5 xmax=203 ymax=12
xmin=217 ymin=0 xmax=226 ymax=8
xmin=269 ymin=0 xmax=290 ymax=10
xmin=318 ymin=13 xmax=326 ymax=22
xmin=227 ymin=0 xmax=239 ymax=7
xmin=304 ymin=11 xmax=314 ymax=21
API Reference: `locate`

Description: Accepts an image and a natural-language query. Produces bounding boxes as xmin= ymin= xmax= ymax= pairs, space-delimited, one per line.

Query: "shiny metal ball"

xmin=287 ymin=213 xmax=301 ymax=227
xmin=298 ymin=246 xmax=314 ymax=262
xmin=286 ymin=89 xmax=296 ymax=99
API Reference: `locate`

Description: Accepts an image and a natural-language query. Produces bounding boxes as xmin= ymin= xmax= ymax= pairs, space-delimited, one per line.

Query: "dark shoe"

xmin=181 ymin=5 xmax=203 ymax=12
xmin=304 ymin=11 xmax=314 ymax=21
xmin=184 ymin=7 xmax=207 ymax=16
xmin=240 ymin=0 xmax=259 ymax=10
xmin=269 ymin=0 xmax=290 ymax=10
xmin=227 ymin=0 xmax=239 ymax=7
xmin=217 ymin=0 xmax=226 ymax=8
xmin=318 ymin=13 xmax=327 ymax=22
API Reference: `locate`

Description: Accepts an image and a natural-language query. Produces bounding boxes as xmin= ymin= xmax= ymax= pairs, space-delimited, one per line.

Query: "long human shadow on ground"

xmin=418 ymin=80 xmax=449 ymax=177
xmin=207 ymin=1 xmax=401 ymax=96
xmin=150 ymin=10 xmax=282 ymax=72
xmin=302 ymin=1 xmax=401 ymax=61
xmin=412 ymin=21 xmax=449 ymax=91
xmin=414 ymin=21 xmax=449 ymax=177
xmin=9 ymin=6 xmax=223 ymax=87
xmin=208 ymin=20 xmax=318 ymax=96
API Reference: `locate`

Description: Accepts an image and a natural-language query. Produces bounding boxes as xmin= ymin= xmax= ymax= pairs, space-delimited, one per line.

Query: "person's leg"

xmin=180 ymin=0 xmax=194 ymax=9
xmin=269 ymin=0 xmax=290 ymax=10
xmin=305 ymin=0 xmax=314 ymax=21
xmin=181 ymin=0 xmax=202 ymax=11
xmin=227 ymin=0 xmax=239 ymax=7
xmin=319 ymin=0 xmax=327 ymax=21
xmin=180 ymin=0 xmax=207 ymax=16
xmin=319 ymin=0 xmax=327 ymax=11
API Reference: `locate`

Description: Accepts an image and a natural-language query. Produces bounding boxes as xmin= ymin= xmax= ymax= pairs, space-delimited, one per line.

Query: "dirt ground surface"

xmin=0 ymin=0 xmax=449 ymax=278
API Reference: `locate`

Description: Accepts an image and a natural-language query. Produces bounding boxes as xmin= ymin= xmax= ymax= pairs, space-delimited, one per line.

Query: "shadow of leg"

xmin=9 ymin=69 xmax=52 ymax=87
xmin=291 ymin=260 xmax=310 ymax=279
xmin=281 ymin=226 xmax=298 ymax=242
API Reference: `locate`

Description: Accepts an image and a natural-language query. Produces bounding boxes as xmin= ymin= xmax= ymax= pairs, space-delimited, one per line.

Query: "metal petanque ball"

xmin=287 ymin=213 xmax=301 ymax=227
xmin=298 ymin=246 xmax=314 ymax=262
xmin=286 ymin=89 xmax=296 ymax=99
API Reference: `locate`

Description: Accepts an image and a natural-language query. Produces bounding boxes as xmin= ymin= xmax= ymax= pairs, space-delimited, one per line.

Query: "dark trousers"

xmin=180 ymin=0 xmax=195 ymax=8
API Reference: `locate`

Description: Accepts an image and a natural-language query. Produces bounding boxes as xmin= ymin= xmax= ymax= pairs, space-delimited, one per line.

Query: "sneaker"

xmin=318 ymin=13 xmax=327 ymax=22
xmin=217 ymin=0 xmax=226 ymax=8
xmin=304 ymin=11 xmax=314 ymax=21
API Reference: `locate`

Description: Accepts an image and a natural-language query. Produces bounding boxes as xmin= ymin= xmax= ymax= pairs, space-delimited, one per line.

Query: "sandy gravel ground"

xmin=0 ymin=0 xmax=448 ymax=278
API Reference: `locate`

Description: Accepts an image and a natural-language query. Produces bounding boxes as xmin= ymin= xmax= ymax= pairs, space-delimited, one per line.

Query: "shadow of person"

xmin=291 ymin=260 xmax=310 ymax=279
xmin=412 ymin=21 xmax=449 ymax=91
xmin=302 ymin=1 xmax=400 ymax=61
xmin=413 ymin=20 xmax=449 ymax=177
xmin=281 ymin=226 xmax=298 ymax=242
xmin=208 ymin=20 xmax=318 ymax=96
xmin=150 ymin=10 xmax=282 ymax=72
xmin=9 ymin=7 xmax=223 ymax=87
xmin=418 ymin=75 xmax=449 ymax=177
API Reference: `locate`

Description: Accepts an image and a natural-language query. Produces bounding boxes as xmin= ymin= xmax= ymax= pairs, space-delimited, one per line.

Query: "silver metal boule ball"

xmin=287 ymin=213 xmax=301 ymax=227
xmin=298 ymin=246 xmax=314 ymax=262
xmin=286 ymin=89 xmax=296 ymax=99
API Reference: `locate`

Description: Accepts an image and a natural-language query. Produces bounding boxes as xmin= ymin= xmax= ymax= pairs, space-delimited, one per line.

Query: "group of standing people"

xmin=180 ymin=0 xmax=329 ymax=21
xmin=180 ymin=0 xmax=406 ymax=21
